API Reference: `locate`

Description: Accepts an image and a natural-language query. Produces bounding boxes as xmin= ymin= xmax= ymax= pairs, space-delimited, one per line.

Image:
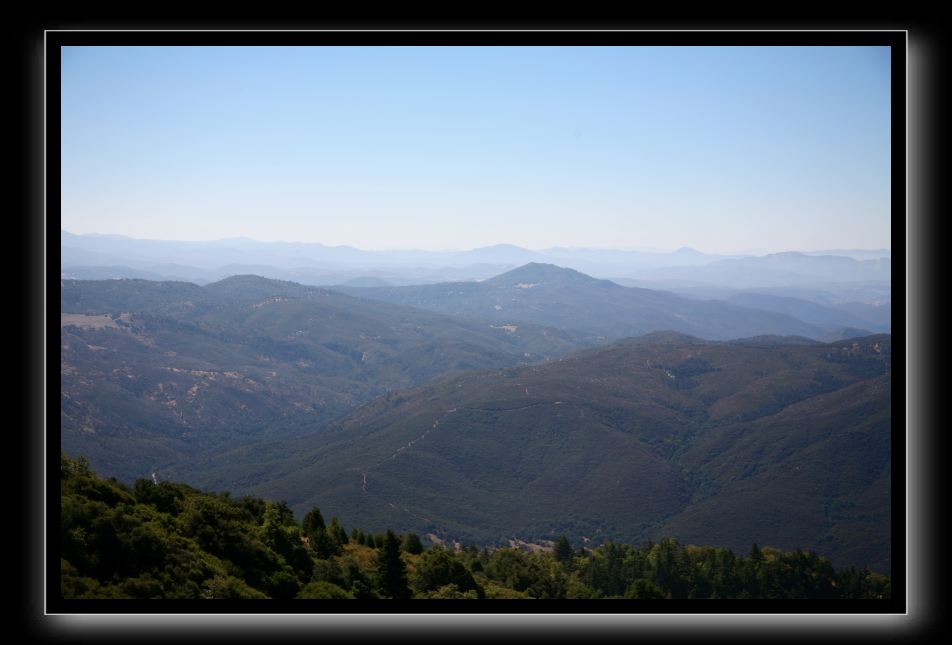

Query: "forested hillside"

xmin=204 ymin=333 xmax=891 ymax=574
xmin=60 ymin=454 xmax=890 ymax=600
xmin=61 ymin=276 xmax=582 ymax=481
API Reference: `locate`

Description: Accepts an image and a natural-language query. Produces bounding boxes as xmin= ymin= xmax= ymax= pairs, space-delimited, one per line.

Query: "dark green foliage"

xmin=626 ymin=578 xmax=665 ymax=599
xmin=302 ymin=507 xmax=325 ymax=534
xmin=834 ymin=566 xmax=891 ymax=600
xmin=61 ymin=453 xmax=92 ymax=479
xmin=484 ymin=549 xmax=536 ymax=593
xmin=61 ymin=453 xmax=305 ymax=599
xmin=237 ymin=496 xmax=268 ymax=524
xmin=401 ymin=533 xmax=424 ymax=555
xmin=328 ymin=517 xmax=349 ymax=547
xmin=60 ymin=453 xmax=890 ymax=601
xmin=423 ymin=584 xmax=481 ymax=599
xmin=349 ymin=579 xmax=380 ymax=600
xmin=307 ymin=527 xmax=340 ymax=560
xmin=311 ymin=559 xmax=348 ymax=589
xmin=376 ymin=530 xmax=411 ymax=599
xmin=261 ymin=502 xmax=313 ymax=589
xmin=553 ymin=536 xmax=573 ymax=563
xmin=411 ymin=548 xmax=483 ymax=598
xmin=296 ymin=581 xmax=354 ymax=599
xmin=303 ymin=508 xmax=347 ymax=560
xmin=201 ymin=575 xmax=269 ymax=599
xmin=585 ymin=542 xmax=641 ymax=598
xmin=134 ymin=479 xmax=190 ymax=516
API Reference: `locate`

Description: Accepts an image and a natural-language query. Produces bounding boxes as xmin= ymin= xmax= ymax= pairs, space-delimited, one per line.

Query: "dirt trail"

xmin=356 ymin=406 xmax=463 ymax=526
xmin=353 ymin=397 xmax=571 ymax=543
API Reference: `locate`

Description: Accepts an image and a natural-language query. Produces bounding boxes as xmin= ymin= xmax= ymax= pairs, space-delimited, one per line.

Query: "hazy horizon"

xmin=62 ymin=46 xmax=891 ymax=255
xmin=61 ymin=228 xmax=890 ymax=258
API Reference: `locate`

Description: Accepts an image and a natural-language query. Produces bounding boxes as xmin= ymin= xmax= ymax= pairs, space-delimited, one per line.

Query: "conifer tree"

xmin=329 ymin=517 xmax=348 ymax=547
xmin=553 ymin=535 xmax=573 ymax=563
xmin=303 ymin=507 xmax=325 ymax=536
xmin=376 ymin=529 xmax=410 ymax=599
xmin=401 ymin=532 xmax=424 ymax=555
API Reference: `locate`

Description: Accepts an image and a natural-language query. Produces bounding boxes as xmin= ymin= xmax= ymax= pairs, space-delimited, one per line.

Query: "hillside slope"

xmin=61 ymin=276 xmax=583 ymax=481
xmin=219 ymin=333 xmax=892 ymax=573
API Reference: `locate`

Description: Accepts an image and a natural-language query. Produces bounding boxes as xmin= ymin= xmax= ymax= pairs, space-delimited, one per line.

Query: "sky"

xmin=60 ymin=45 xmax=892 ymax=254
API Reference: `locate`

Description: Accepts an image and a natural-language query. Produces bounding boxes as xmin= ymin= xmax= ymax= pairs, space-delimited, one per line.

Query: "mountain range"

xmin=627 ymin=252 xmax=890 ymax=288
xmin=61 ymin=231 xmax=891 ymax=291
xmin=174 ymin=331 xmax=891 ymax=573
xmin=59 ymin=264 xmax=893 ymax=574
xmin=335 ymin=263 xmax=867 ymax=341
xmin=61 ymin=274 xmax=580 ymax=481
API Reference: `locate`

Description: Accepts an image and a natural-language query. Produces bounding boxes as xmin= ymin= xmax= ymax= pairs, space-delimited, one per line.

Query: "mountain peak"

xmin=479 ymin=243 xmax=529 ymax=251
xmin=207 ymin=274 xmax=293 ymax=288
xmin=673 ymin=246 xmax=703 ymax=255
xmin=203 ymin=274 xmax=322 ymax=300
xmin=486 ymin=262 xmax=602 ymax=285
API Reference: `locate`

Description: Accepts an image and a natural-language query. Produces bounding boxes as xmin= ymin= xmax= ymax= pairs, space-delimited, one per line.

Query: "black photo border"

xmin=23 ymin=22 xmax=939 ymax=641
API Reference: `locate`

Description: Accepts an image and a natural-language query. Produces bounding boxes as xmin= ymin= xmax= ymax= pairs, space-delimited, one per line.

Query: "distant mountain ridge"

xmin=628 ymin=252 xmax=891 ymax=288
xmin=61 ymin=230 xmax=735 ymax=271
xmin=335 ymin=262 xmax=831 ymax=341
xmin=63 ymin=230 xmax=891 ymax=290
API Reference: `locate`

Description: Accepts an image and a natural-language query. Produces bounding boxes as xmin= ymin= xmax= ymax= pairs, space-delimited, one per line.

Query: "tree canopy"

xmin=60 ymin=453 xmax=891 ymax=601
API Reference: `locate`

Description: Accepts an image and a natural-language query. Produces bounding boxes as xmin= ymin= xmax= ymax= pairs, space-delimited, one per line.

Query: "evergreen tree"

xmin=749 ymin=543 xmax=763 ymax=562
xmin=553 ymin=535 xmax=573 ymax=563
xmin=376 ymin=529 xmax=410 ymax=599
xmin=303 ymin=507 xmax=342 ymax=559
xmin=401 ymin=532 xmax=424 ymax=555
xmin=328 ymin=517 xmax=348 ymax=547
xmin=302 ymin=507 xmax=325 ymax=535
xmin=309 ymin=527 xmax=340 ymax=559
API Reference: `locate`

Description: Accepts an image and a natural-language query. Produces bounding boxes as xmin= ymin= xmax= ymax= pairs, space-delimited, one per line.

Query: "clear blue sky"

xmin=60 ymin=45 xmax=892 ymax=253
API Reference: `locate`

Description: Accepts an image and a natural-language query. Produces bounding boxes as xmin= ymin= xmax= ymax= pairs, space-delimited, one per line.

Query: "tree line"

xmin=60 ymin=453 xmax=890 ymax=600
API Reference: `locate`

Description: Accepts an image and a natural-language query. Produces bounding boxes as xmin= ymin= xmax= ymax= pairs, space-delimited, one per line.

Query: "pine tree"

xmin=376 ymin=529 xmax=410 ymax=599
xmin=329 ymin=517 xmax=348 ymax=547
xmin=302 ymin=507 xmax=325 ymax=535
xmin=553 ymin=535 xmax=573 ymax=563
xmin=401 ymin=532 xmax=424 ymax=555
